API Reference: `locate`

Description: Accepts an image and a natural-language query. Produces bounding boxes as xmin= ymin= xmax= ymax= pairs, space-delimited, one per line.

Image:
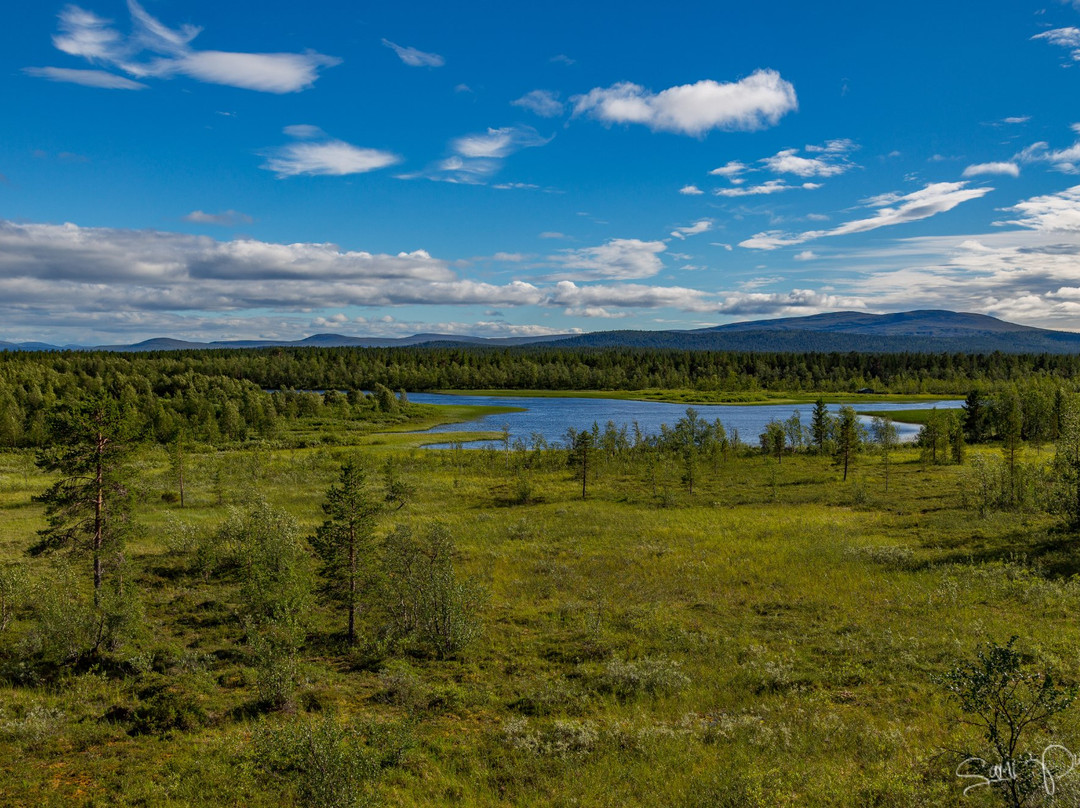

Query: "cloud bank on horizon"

xmin=6 ymin=0 xmax=1080 ymax=342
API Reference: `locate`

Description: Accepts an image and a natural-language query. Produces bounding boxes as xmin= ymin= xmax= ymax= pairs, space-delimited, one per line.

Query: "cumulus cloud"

xmin=548 ymin=281 xmax=715 ymax=311
xmin=381 ymin=39 xmax=444 ymax=67
xmin=511 ymin=89 xmax=564 ymax=117
xmin=183 ymin=210 xmax=254 ymax=227
xmin=548 ymin=238 xmax=668 ymax=280
xmin=716 ymin=289 xmax=867 ymax=316
xmin=962 ymin=161 xmax=1020 ymax=178
xmin=794 ymin=250 xmax=817 ymax=261
xmin=262 ymin=128 xmax=401 ymax=178
xmin=0 ymin=220 xmax=731 ymax=342
xmin=22 ymin=66 xmax=146 ymax=89
xmin=740 ymin=181 xmax=992 ymax=249
xmin=30 ymin=1 xmax=339 ymax=93
xmin=679 ymin=184 xmax=704 ymax=195
xmin=670 ymin=219 xmax=713 ymax=240
xmin=571 ymin=69 xmax=797 ymax=136
xmin=715 ymin=180 xmax=821 ymax=197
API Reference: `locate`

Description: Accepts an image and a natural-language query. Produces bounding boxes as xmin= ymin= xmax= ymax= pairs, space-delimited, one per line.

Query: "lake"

xmin=409 ymin=393 xmax=964 ymax=448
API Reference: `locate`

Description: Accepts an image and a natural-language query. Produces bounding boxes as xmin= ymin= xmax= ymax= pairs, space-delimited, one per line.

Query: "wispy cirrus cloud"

xmin=1032 ymin=26 xmax=1080 ymax=60
xmin=381 ymin=38 xmax=444 ymax=67
xmin=406 ymin=125 xmax=551 ymax=184
xmin=715 ymin=180 xmax=821 ymax=197
xmin=571 ymin=69 xmax=797 ymax=136
xmin=670 ymin=219 xmax=713 ymax=240
xmin=740 ymin=181 xmax=992 ymax=249
xmin=262 ymin=126 xmax=401 ymax=178
xmin=1016 ymin=129 xmax=1080 ymax=173
xmin=763 ymin=139 xmax=857 ymax=177
xmin=512 ymin=89 xmax=565 ymax=117
xmin=22 ymin=66 xmax=146 ymax=89
xmin=183 ymin=210 xmax=254 ymax=227
xmin=29 ymin=2 xmax=339 ymax=93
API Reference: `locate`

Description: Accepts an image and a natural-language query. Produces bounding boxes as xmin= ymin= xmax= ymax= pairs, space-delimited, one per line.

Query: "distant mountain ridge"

xmin=5 ymin=310 xmax=1080 ymax=354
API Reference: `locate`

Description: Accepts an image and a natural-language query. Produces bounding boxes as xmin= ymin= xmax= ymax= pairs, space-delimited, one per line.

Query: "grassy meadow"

xmin=1 ymin=407 xmax=1079 ymax=807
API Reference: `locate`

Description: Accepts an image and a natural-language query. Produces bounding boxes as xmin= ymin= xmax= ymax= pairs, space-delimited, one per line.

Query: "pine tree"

xmin=311 ymin=460 xmax=380 ymax=643
xmin=32 ymin=392 xmax=134 ymax=601
xmin=833 ymin=405 xmax=862 ymax=481
xmin=811 ymin=398 xmax=832 ymax=455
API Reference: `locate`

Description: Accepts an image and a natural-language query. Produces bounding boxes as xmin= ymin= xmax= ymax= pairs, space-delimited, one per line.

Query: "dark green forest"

xmin=3 ymin=345 xmax=1080 ymax=449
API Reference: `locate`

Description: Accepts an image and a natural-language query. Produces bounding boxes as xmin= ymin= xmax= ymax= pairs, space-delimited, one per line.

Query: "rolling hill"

xmin=5 ymin=310 xmax=1080 ymax=354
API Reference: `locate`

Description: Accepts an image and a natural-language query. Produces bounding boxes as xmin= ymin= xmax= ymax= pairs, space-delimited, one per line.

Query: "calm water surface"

xmin=410 ymin=393 xmax=963 ymax=448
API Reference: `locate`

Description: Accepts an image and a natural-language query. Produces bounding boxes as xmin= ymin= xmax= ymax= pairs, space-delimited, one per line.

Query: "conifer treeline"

xmin=2 ymin=345 xmax=1080 ymax=447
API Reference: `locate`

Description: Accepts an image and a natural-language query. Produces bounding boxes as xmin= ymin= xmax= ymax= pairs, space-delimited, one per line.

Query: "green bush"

xmin=131 ymin=689 xmax=207 ymax=736
xmin=253 ymin=713 xmax=413 ymax=808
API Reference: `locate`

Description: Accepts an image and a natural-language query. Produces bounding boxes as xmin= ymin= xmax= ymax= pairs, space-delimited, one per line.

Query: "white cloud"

xmin=549 ymin=238 xmax=668 ymax=280
xmin=1016 ymin=136 xmax=1080 ymax=173
xmin=22 ymin=66 xmax=146 ymax=90
xmin=763 ymin=144 xmax=854 ymax=178
xmin=571 ymin=69 xmax=797 ymax=136
xmin=1003 ymin=116 xmax=1031 ymax=124
xmin=0 ymin=219 xmax=729 ymax=343
xmin=671 ymin=219 xmax=713 ymax=240
xmin=167 ymin=50 xmax=339 ymax=93
xmin=709 ymin=160 xmax=748 ymax=179
xmin=794 ymin=250 xmax=817 ymax=261
xmin=805 ymin=138 xmax=856 ymax=154
xmin=381 ymin=39 xmax=445 ymax=68
xmin=539 ymin=232 xmax=567 ymax=239
xmin=453 ymin=126 xmax=551 ymax=158
xmin=550 ymin=54 xmax=575 ymax=66
xmin=548 ymin=281 xmax=715 ymax=311
xmin=1002 ymin=184 xmax=1080 ymax=231
xmin=715 ymin=180 xmax=821 ymax=197
xmin=410 ymin=126 xmax=551 ymax=184
xmin=716 ymin=289 xmax=867 ymax=316
xmin=183 ymin=210 xmax=254 ymax=226
xmin=740 ymin=181 xmax=992 ymax=249
xmin=512 ymin=89 xmax=564 ymax=117
xmin=282 ymin=124 xmax=324 ymax=139
xmin=962 ymin=161 xmax=1020 ymax=178
xmin=1032 ymin=26 xmax=1080 ymax=59
xmin=262 ymin=130 xmax=402 ymax=178
xmin=679 ymin=185 xmax=704 ymax=195
xmin=31 ymin=1 xmax=339 ymax=93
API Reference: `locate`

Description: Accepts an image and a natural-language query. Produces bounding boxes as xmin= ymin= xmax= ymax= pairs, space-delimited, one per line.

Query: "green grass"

xmin=1 ymin=427 xmax=1077 ymax=806
xmin=857 ymin=408 xmax=940 ymax=425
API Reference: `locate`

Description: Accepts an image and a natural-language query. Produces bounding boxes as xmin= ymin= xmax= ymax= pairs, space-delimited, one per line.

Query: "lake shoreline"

xmin=429 ymin=388 xmax=961 ymax=406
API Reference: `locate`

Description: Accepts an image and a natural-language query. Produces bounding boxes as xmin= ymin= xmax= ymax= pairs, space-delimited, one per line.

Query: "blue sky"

xmin=5 ymin=1 xmax=1080 ymax=343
